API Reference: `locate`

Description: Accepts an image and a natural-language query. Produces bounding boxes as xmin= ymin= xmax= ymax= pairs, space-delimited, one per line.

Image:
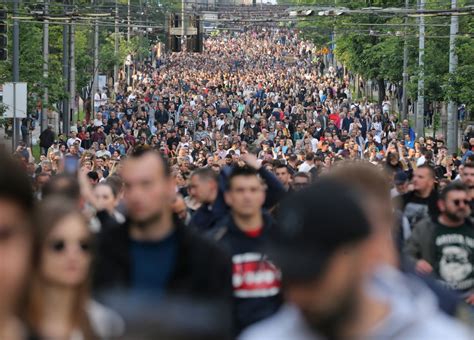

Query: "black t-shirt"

xmin=401 ymin=190 xmax=439 ymax=228
xmin=433 ymin=221 xmax=474 ymax=293
xmin=108 ymin=117 xmax=119 ymax=127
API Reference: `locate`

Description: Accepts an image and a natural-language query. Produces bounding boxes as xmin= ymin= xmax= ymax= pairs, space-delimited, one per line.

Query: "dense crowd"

xmin=1 ymin=28 xmax=473 ymax=339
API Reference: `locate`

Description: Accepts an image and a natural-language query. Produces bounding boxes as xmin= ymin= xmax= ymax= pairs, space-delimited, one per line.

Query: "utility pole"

xmin=447 ymin=0 xmax=459 ymax=153
xmin=62 ymin=3 xmax=70 ymax=135
xmin=91 ymin=15 xmax=99 ymax=116
xmin=12 ymin=0 xmax=19 ymax=150
xmin=401 ymin=0 xmax=409 ymax=120
xmin=127 ymin=0 xmax=131 ymax=43
xmin=415 ymin=0 xmax=425 ymax=138
xmin=182 ymin=0 xmax=186 ymax=50
xmin=69 ymin=4 xmax=76 ymax=131
xmin=114 ymin=0 xmax=119 ymax=88
xmin=42 ymin=0 xmax=49 ymax=134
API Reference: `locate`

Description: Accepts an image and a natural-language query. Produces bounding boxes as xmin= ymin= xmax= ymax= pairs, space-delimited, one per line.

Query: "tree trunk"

xmin=377 ymin=78 xmax=385 ymax=107
xmin=440 ymin=101 xmax=448 ymax=140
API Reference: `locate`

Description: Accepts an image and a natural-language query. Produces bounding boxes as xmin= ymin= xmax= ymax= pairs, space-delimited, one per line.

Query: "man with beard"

xmin=241 ymin=179 xmax=471 ymax=339
xmin=405 ymin=182 xmax=474 ymax=305
xmin=93 ymin=147 xmax=232 ymax=303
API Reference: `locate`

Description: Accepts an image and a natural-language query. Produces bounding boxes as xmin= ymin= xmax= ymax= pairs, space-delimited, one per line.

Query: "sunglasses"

xmin=292 ymin=182 xmax=308 ymax=187
xmin=48 ymin=239 xmax=92 ymax=254
xmin=452 ymin=199 xmax=470 ymax=207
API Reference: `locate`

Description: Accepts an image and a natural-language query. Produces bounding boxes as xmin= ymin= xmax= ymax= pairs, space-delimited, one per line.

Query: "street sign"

xmin=170 ymin=27 xmax=198 ymax=36
xmin=202 ymin=13 xmax=218 ymax=21
xmin=3 ymin=82 xmax=27 ymax=118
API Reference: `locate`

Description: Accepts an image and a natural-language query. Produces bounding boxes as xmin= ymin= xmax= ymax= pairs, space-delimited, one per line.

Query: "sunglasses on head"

xmin=48 ymin=239 xmax=92 ymax=253
xmin=452 ymin=199 xmax=470 ymax=207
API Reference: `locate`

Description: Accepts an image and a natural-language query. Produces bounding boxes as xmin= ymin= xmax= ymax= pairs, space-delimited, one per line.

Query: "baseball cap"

xmin=394 ymin=172 xmax=408 ymax=185
xmin=267 ymin=179 xmax=371 ymax=282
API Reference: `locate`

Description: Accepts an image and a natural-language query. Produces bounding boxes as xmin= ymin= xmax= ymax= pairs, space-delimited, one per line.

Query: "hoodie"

xmin=211 ymin=212 xmax=283 ymax=334
xmin=240 ymin=266 xmax=472 ymax=340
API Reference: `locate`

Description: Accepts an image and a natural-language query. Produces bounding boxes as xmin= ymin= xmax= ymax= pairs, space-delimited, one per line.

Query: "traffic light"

xmin=0 ymin=8 xmax=6 ymax=61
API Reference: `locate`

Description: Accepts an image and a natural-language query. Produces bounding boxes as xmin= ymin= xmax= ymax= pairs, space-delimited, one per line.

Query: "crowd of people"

xmin=2 ymin=28 xmax=473 ymax=339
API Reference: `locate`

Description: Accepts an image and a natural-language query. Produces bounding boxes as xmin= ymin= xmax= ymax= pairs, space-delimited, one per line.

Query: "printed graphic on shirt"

xmin=435 ymin=232 xmax=474 ymax=292
xmin=232 ymin=252 xmax=281 ymax=298
xmin=404 ymin=202 xmax=429 ymax=227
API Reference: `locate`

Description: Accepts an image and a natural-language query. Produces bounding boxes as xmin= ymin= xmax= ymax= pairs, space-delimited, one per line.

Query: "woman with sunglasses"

xmin=24 ymin=198 xmax=124 ymax=340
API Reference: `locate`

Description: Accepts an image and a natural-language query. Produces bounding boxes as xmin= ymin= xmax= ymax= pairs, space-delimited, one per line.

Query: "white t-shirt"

xmin=216 ymin=118 xmax=226 ymax=130
xmin=100 ymin=93 xmax=108 ymax=106
xmin=94 ymin=93 xmax=101 ymax=107
xmin=299 ymin=162 xmax=314 ymax=173
xmin=93 ymin=119 xmax=103 ymax=127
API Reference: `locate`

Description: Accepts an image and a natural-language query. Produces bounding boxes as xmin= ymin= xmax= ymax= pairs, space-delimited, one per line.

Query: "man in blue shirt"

xmin=94 ymin=147 xmax=232 ymax=301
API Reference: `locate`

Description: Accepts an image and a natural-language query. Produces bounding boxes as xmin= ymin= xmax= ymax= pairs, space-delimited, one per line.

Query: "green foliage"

xmin=445 ymin=13 xmax=474 ymax=113
xmin=285 ymin=0 xmax=474 ymax=114
xmin=0 ymin=0 xmax=162 ymax=110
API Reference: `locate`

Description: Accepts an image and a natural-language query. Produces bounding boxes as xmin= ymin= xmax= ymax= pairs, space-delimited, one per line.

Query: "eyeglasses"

xmin=452 ymin=199 xmax=470 ymax=207
xmin=48 ymin=239 xmax=92 ymax=254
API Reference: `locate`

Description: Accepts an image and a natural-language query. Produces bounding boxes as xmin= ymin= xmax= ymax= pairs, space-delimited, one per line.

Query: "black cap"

xmin=267 ymin=179 xmax=371 ymax=282
xmin=394 ymin=172 xmax=408 ymax=185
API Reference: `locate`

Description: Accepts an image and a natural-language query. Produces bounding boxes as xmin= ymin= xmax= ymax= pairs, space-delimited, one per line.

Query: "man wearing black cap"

xmin=391 ymin=171 xmax=409 ymax=198
xmin=241 ymin=179 xmax=471 ymax=339
xmin=166 ymin=129 xmax=180 ymax=149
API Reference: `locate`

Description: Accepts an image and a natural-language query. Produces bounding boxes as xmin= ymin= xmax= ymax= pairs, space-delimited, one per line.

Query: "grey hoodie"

xmin=240 ymin=266 xmax=472 ymax=340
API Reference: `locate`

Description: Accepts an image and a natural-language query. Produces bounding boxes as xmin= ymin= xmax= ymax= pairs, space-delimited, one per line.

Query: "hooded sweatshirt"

xmin=211 ymin=212 xmax=282 ymax=334
xmin=240 ymin=266 xmax=472 ymax=340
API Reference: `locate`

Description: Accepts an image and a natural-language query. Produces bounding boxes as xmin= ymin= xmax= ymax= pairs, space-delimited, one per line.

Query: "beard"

xmin=445 ymin=210 xmax=466 ymax=223
xmin=133 ymin=211 xmax=163 ymax=229
xmin=301 ymin=287 xmax=359 ymax=340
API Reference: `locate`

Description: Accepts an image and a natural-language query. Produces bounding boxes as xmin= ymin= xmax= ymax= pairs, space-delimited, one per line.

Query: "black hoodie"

xmin=211 ymin=212 xmax=282 ymax=334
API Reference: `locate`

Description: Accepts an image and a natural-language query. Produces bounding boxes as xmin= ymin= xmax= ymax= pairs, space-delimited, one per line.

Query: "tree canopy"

xmin=288 ymin=0 xmax=474 ymax=113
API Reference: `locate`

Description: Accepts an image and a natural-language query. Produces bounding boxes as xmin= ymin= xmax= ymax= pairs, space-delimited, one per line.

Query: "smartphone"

xmin=64 ymin=156 xmax=78 ymax=175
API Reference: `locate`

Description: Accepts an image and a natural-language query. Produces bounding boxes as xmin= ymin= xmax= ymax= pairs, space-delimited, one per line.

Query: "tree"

xmin=0 ymin=0 xmax=177 ymax=117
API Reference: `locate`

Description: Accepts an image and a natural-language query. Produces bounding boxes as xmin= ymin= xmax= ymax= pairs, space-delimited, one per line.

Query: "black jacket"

xmin=93 ymin=219 xmax=233 ymax=301
xmin=210 ymin=212 xmax=282 ymax=334
xmin=39 ymin=128 xmax=55 ymax=148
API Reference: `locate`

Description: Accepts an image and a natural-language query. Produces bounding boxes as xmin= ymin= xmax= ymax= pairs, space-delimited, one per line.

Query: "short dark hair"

xmin=275 ymin=163 xmax=290 ymax=173
xmin=439 ymin=181 xmax=468 ymax=201
xmin=106 ymin=175 xmax=123 ymax=196
xmin=228 ymin=166 xmax=259 ymax=189
xmin=294 ymin=172 xmax=310 ymax=181
xmin=96 ymin=182 xmax=119 ymax=198
xmin=463 ymin=162 xmax=474 ymax=170
xmin=87 ymin=171 xmax=99 ymax=182
xmin=417 ymin=164 xmax=436 ymax=179
xmin=0 ymin=150 xmax=34 ymax=212
xmin=191 ymin=167 xmax=218 ymax=183
xmin=305 ymin=152 xmax=315 ymax=161
xmin=130 ymin=145 xmax=171 ymax=177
